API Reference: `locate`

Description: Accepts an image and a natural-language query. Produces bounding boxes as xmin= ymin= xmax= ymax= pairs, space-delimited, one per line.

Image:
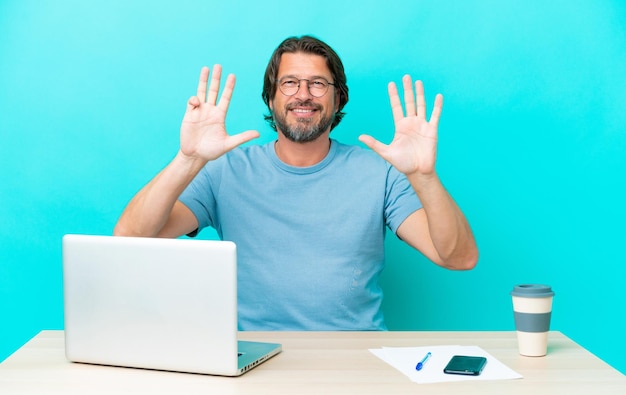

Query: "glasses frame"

xmin=277 ymin=76 xmax=336 ymax=98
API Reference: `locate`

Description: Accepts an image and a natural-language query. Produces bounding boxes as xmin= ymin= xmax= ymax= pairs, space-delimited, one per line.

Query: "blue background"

xmin=1 ymin=0 xmax=625 ymax=374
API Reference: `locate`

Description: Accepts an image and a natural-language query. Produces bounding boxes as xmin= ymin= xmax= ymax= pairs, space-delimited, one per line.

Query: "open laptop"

xmin=62 ymin=234 xmax=281 ymax=376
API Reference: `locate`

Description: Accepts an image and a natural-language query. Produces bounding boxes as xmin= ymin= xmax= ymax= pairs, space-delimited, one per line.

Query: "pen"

xmin=415 ymin=352 xmax=432 ymax=371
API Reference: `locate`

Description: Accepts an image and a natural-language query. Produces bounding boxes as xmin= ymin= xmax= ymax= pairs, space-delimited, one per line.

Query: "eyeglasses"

xmin=278 ymin=76 xmax=335 ymax=98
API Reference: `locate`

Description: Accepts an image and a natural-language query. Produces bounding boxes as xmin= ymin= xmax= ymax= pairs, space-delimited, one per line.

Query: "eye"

xmin=281 ymin=78 xmax=299 ymax=87
xmin=310 ymin=79 xmax=327 ymax=88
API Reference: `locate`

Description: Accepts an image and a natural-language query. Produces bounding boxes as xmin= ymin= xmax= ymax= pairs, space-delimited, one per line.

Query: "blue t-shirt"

xmin=179 ymin=139 xmax=421 ymax=330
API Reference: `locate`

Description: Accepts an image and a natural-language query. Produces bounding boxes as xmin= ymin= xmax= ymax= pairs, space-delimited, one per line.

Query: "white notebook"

xmin=62 ymin=234 xmax=281 ymax=376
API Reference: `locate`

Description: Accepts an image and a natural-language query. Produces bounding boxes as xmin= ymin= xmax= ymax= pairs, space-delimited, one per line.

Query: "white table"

xmin=1 ymin=330 xmax=625 ymax=394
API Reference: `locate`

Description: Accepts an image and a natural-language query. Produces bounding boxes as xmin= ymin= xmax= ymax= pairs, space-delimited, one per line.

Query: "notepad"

xmin=369 ymin=345 xmax=522 ymax=384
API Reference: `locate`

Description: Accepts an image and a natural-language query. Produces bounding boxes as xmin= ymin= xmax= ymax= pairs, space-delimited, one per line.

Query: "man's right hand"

xmin=180 ymin=65 xmax=260 ymax=162
xmin=114 ymin=65 xmax=259 ymax=238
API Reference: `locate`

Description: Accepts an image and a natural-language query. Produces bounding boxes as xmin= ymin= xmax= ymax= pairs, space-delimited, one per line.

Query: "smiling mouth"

xmin=287 ymin=100 xmax=321 ymax=112
xmin=287 ymin=103 xmax=321 ymax=120
xmin=291 ymin=108 xmax=316 ymax=114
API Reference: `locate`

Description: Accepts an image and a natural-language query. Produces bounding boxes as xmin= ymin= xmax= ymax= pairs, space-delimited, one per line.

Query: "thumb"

xmin=223 ymin=130 xmax=261 ymax=151
xmin=359 ymin=134 xmax=389 ymax=160
xmin=186 ymin=96 xmax=201 ymax=111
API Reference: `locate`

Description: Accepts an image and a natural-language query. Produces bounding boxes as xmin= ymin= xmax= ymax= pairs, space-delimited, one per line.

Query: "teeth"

xmin=292 ymin=109 xmax=314 ymax=113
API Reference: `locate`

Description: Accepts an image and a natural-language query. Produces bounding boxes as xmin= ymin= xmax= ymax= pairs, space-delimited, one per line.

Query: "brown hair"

xmin=262 ymin=35 xmax=349 ymax=131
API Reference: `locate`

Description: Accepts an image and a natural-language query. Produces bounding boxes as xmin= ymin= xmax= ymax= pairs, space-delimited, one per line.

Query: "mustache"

xmin=286 ymin=100 xmax=322 ymax=111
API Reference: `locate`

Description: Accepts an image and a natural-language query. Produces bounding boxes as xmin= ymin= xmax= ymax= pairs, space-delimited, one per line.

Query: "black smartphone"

xmin=443 ymin=355 xmax=487 ymax=376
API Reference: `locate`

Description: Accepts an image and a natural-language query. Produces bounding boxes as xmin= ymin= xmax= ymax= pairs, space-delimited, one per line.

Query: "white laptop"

xmin=62 ymin=234 xmax=281 ymax=376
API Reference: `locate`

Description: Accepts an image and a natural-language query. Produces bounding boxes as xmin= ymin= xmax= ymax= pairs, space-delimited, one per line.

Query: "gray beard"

xmin=272 ymin=107 xmax=335 ymax=143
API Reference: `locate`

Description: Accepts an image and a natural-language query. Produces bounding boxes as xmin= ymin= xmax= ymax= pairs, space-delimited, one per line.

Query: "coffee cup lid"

xmin=511 ymin=284 xmax=554 ymax=298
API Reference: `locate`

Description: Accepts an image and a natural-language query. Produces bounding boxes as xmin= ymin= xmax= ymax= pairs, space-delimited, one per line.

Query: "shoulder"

xmin=331 ymin=140 xmax=388 ymax=167
xmin=331 ymin=140 xmax=413 ymax=187
xmin=225 ymin=142 xmax=270 ymax=161
xmin=202 ymin=142 xmax=272 ymax=172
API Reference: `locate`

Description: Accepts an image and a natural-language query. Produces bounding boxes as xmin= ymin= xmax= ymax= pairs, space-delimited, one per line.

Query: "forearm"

xmin=406 ymin=172 xmax=478 ymax=270
xmin=114 ymin=152 xmax=206 ymax=237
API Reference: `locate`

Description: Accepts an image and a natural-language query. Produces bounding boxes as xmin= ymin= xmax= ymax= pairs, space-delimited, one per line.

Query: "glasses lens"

xmin=308 ymin=79 xmax=328 ymax=97
xmin=279 ymin=78 xmax=299 ymax=96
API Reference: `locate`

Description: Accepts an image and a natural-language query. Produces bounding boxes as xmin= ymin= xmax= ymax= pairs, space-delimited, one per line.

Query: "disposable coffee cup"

xmin=511 ymin=284 xmax=555 ymax=357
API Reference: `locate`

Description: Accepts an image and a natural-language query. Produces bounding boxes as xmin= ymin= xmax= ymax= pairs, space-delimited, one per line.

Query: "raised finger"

xmin=430 ymin=93 xmax=444 ymax=127
xmin=403 ymin=75 xmax=416 ymax=117
xmin=206 ymin=64 xmax=223 ymax=105
xmin=388 ymin=82 xmax=404 ymax=122
xmin=196 ymin=66 xmax=209 ymax=102
xmin=216 ymin=73 xmax=236 ymax=113
xmin=415 ymin=80 xmax=427 ymax=119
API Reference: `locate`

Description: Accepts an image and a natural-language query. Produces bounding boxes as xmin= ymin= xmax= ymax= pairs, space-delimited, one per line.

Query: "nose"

xmin=294 ymin=80 xmax=314 ymax=100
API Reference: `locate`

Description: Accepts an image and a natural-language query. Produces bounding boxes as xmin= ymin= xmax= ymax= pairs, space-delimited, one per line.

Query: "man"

xmin=114 ymin=35 xmax=478 ymax=330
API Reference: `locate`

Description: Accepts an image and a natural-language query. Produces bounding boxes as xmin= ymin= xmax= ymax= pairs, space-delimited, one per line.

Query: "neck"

xmin=274 ymin=133 xmax=331 ymax=167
